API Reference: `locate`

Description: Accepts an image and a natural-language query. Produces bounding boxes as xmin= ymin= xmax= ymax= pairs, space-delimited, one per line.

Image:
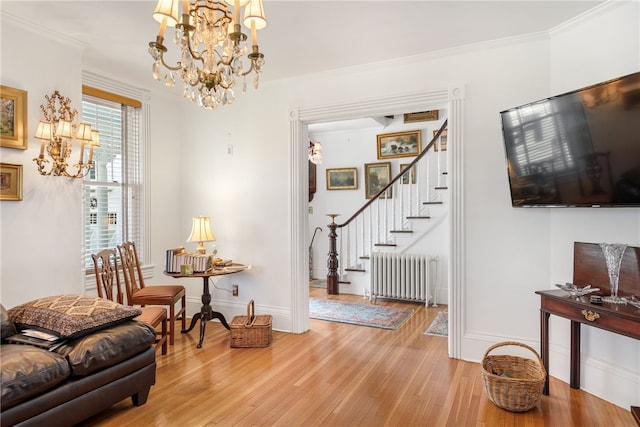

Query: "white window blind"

xmin=82 ymin=94 xmax=142 ymax=270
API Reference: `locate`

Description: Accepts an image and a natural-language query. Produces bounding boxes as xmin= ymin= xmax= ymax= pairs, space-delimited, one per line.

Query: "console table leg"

xmin=541 ymin=310 xmax=550 ymax=395
xmin=570 ymin=320 xmax=581 ymax=389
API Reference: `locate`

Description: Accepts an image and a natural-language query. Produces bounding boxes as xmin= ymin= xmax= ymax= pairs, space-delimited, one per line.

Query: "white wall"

xmin=0 ymin=21 xmax=86 ymax=306
xmin=1 ymin=1 xmax=638 ymax=411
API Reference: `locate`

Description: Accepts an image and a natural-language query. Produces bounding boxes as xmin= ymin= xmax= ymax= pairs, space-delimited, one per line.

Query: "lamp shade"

xmin=153 ymin=0 xmax=180 ymax=26
xmin=75 ymin=123 xmax=94 ymax=141
xmin=243 ymin=0 xmax=267 ymax=30
xmin=90 ymin=130 xmax=100 ymax=147
xmin=55 ymin=119 xmax=73 ymax=139
xmin=187 ymin=215 xmax=216 ymax=254
xmin=34 ymin=121 xmax=54 ymax=140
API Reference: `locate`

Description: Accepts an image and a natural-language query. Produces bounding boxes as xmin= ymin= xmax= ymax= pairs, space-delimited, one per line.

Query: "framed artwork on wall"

xmin=0 ymin=163 xmax=23 ymax=201
xmin=326 ymin=167 xmax=357 ymax=190
xmin=433 ymin=128 xmax=448 ymax=152
xmin=377 ymin=130 xmax=421 ymax=159
xmin=403 ymin=110 xmax=439 ymax=123
xmin=364 ymin=162 xmax=392 ymax=199
xmin=400 ymin=163 xmax=416 ymax=184
xmin=0 ymin=85 xmax=28 ymax=150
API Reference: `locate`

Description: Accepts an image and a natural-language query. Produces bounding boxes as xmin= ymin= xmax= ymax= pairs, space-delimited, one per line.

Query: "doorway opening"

xmin=288 ymin=85 xmax=465 ymax=358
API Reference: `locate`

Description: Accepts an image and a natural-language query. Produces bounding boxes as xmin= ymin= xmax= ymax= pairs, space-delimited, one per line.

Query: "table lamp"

xmin=187 ymin=215 xmax=215 ymax=254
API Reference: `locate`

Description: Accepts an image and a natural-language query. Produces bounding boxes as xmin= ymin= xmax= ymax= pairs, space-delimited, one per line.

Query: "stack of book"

xmin=165 ymin=246 xmax=214 ymax=273
xmin=6 ymin=329 xmax=66 ymax=351
xmin=165 ymin=247 xmax=187 ymax=273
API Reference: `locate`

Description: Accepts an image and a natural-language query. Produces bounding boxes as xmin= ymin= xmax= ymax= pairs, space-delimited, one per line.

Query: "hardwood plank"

xmin=80 ymin=288 xmax=636 ymax=426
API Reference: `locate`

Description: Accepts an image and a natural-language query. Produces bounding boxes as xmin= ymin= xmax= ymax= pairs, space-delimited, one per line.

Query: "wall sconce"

xmin=308 ymin=140 xmax=322 ymax=164
xmin=187 ymin=215 xmax=216 ymax=254
xmin=33 ymin=90 xmax=99 ymax=178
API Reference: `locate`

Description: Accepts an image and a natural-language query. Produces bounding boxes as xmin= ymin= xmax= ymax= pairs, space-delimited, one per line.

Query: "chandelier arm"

xmin=158 ymin=52 xmax=184 ymax=72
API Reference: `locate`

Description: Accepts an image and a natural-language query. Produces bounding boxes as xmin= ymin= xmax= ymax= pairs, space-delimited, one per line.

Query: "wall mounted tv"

xmin=500 ymin=71 xmax=640 ymax=207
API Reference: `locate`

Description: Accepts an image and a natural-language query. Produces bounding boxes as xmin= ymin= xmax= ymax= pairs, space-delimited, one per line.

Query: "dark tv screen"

xmin=500 ymin=71 xmax=640 ymax=207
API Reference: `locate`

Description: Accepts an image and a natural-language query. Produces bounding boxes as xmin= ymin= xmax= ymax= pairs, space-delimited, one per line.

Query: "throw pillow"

xmin=8 ymin=295 xmax=141 ymax=340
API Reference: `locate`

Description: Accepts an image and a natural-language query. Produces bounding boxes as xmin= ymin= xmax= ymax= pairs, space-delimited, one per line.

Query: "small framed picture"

xmin=0 ymin=163 xmax=23 ymax=201
xmin=0 ymin=85 xmax=28 ymax=150
xmin=433 ymin=128 xmax=448 ymax=152
xmin=377 ymin=130 xmax=421 ymax=159
xmin=400 ymin=163 xmax=416 ymax=185
xmin=364 ymin=162 xmax=392 ymax=199
xmin=326 ymin=167 xmax=357 ymax=190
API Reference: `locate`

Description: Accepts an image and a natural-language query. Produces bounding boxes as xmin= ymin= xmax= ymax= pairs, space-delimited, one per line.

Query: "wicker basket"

xmin=481 ymin=341 xmax=546 ymax=412
xmin=230 ymin=300 xmax=272 ymax=348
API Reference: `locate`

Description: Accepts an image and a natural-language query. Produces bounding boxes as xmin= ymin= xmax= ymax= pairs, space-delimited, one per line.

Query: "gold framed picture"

xmin=326 ymin=167 xmax=358 ymax=190
xmin=364 ymin=162 xmax=392 ymax=199
xmin=404 ymin=110 xmax=439 ymax=123
xmin=1 ymin=163 xmax=23 ymax=201
xmin=400 ymin=163 xmax=416 ymax=185
xmin=433 ymin=128 xmax=448 ymax=152
xmin=376 ymin=130 xmax=421 ymax=160
xmin=0 ymin=85 xmax=28 ymax=150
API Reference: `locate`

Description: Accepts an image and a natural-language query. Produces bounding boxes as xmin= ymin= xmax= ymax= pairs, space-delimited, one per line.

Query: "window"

xmin=81 ymin=83 xmax=144 ymax=272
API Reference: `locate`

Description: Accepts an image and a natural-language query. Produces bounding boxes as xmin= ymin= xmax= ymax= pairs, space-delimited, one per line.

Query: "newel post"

xmin=326 ymin=214 xmax=339 ymax=295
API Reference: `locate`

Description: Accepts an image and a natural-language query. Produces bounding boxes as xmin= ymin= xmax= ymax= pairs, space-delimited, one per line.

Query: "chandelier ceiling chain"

xmin=148 ymin=0 xmax=267 ymax=110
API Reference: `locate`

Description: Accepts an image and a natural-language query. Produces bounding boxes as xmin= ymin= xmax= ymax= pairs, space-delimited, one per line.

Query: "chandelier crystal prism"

xmin=148 ymin=0 xmax=266 ymax=110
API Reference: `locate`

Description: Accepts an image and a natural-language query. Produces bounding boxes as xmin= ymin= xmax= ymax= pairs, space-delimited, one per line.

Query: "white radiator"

xmin=370 ymin=252 xmax=432 ymax=303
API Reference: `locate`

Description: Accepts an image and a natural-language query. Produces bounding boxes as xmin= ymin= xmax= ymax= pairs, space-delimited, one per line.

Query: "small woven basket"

xmin=230 ymin=300 xmax=272 ymax=348
xmin=481 ymin=341 xmax=546 ymax=412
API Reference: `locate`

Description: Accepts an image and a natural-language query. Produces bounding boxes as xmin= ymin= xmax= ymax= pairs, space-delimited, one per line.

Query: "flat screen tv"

xmin=500 ymin=71 xmax=640 ymax=207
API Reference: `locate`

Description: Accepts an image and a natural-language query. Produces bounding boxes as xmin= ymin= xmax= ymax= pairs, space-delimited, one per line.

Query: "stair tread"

xmin=434 ymin=186 xmax=448 ymax=190
xmin=359 ymin=256 xmax=370 ymax=260
xmin=422 ymin=201 xmax=443 ymax=205
xmin=390 ymin=230 xmax=413 ymax=233
xmin=345 ymin=268 xmax=365 ymax=272
xmin=374 ymin=243 xmax=397 ymax=247
xmin=407 ymin=216 xmax=431 ymax=219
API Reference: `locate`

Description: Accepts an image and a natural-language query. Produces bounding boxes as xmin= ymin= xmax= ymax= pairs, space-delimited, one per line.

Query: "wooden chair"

xmin=91 ymin=248 xmax=168 ymax=355
xmin=117 ymin=241 xmax=186 ymax=346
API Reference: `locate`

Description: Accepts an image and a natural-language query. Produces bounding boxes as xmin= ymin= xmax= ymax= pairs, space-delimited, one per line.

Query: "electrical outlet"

xmin=232 ymin=284 xmax=238 ymax=297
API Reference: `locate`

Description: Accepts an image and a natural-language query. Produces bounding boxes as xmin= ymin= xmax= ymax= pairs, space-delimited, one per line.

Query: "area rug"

xmin=309 ymin=298 xmax=413 ymax=330
xmin=424 ymin=311 xmax=448 ymax=337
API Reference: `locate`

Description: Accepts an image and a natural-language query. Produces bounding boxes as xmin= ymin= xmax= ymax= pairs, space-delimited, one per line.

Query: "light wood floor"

xmin=81 ymin=288 xmax=635 ymax=426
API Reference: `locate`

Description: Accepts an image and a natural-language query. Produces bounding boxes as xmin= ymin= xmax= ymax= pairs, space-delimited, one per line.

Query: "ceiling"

xmin=1 ymin=0 xmax=605 ymax=90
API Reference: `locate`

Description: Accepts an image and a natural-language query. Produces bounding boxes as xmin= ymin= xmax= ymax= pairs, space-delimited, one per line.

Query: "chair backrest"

xmin=91 ymin=248 xmax=124 ymax=304
xmin=117 ymin=241 xmax=146 ymax=303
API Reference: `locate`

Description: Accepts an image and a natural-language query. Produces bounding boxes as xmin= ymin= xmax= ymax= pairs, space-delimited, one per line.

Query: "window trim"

xmin=81 ymin=71 xmax=152 ymax=290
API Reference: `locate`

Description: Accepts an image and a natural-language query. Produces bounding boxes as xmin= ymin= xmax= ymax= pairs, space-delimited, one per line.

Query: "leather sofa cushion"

xmin=53 ymin=320 xmax=156 ymax=377
xmin=8 ymin=295 xmax=141 ymax=340
xmin=1 ymin=344 xmax=70 ymax=410
xmin=1 ymin=304 xmax=17 ymax=341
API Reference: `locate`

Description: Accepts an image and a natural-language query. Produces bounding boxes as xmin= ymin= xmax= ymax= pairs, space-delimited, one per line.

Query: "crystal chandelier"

xmin=33 ymin=91 xmax=99 ymax=178
xmin=148 ymin=0 xmax=267 ymax=110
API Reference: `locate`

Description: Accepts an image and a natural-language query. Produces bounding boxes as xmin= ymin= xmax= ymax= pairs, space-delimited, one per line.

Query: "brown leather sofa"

xmin=0 ymin=299 xmax=157 ymax=427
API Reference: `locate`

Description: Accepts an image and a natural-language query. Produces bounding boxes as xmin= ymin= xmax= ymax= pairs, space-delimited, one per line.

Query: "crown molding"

xmin=1 ymin=11 xmax=87 ymax=51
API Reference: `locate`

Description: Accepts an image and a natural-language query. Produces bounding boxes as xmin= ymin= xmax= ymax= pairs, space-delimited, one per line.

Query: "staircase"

xmin=326 ymin=120 xmax=449 ymax=302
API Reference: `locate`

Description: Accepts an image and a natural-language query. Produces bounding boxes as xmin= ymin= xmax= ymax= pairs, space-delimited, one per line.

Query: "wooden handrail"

xmin=326 ymin=119 xmax=448 ymax=294
xmin=336 ymin=119 xmax=447 ymax=229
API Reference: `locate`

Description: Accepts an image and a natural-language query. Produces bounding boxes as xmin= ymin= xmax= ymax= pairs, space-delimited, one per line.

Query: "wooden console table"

xmin=536 ymin=289 xmax=640 ymax=393
xmin=165 ymin=264 xmax=250 ymax=348
xmin=536 ymin=242 xmax=640 ymax=424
